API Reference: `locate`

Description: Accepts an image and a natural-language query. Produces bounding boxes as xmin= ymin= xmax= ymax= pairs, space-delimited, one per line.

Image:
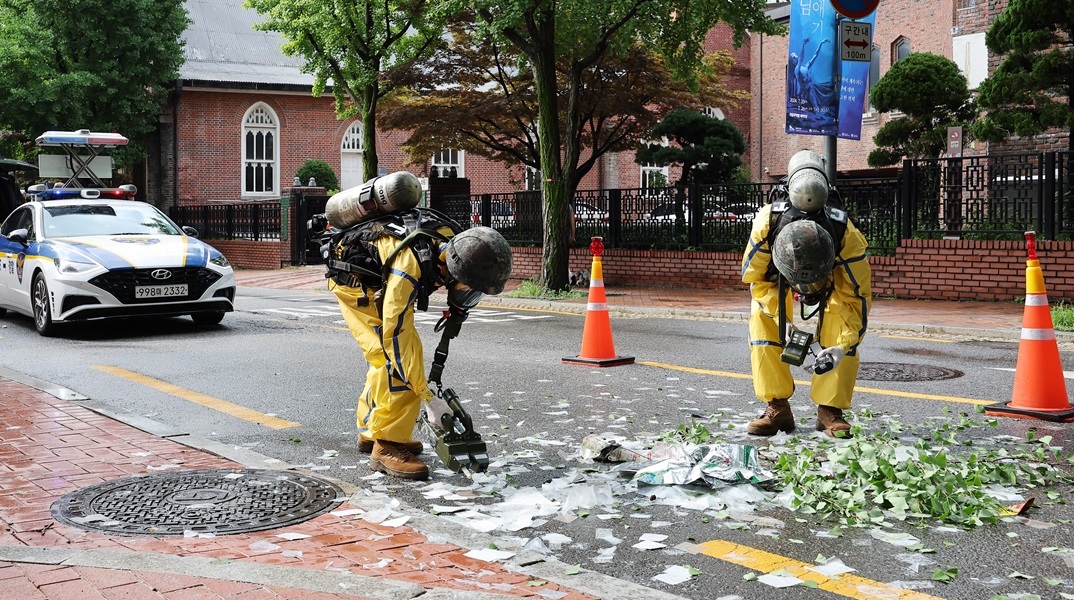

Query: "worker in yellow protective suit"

xmin=740 ymin=150 xmax=871 ymax=438
xmin=328 ymin=222 xmax=512 ymax=480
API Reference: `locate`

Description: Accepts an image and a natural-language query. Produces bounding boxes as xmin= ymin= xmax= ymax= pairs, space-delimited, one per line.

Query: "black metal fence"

xmin=465 ymin=178 xmax=899 ymax=253
xmin=901 ymin=151 xmax=1074 ymax=242
xmin=172 ymin=151 xmax=1072 ymax=259
xmin=169 ymin=202 xmax=282 ymax=242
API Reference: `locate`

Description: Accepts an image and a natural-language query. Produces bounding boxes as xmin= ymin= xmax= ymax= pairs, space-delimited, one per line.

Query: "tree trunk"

xmin=361 ymin=84 xmax=379 ymax=182
xmin=531 ymin=13 xmax=570 ymax=292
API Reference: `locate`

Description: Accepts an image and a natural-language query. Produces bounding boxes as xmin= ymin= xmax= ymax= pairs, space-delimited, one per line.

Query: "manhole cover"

xmin=51 ymin=469 xmax=344 ymax=536
xmin=855 ymin=362 xmax=964 ymax=381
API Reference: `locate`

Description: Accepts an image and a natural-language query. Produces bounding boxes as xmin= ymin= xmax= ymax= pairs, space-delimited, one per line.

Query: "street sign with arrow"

xmin=839 ymin=20 xmax=873 ymax=62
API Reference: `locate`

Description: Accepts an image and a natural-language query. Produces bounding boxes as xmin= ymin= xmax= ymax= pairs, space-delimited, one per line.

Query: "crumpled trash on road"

xmin=580 ymin=434 xmax=682 ymax=463
xmin=631 ymin=443 xmax=774 ymax=488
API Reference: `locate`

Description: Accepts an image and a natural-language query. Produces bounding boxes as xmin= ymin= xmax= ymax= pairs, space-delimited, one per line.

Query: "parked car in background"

xmin=722 ymin=203 xmax=759 ymax=223
xmin=473 ymin=201 xmax=516 ymax=228
xmin=643 ymin=202 xmax=736 ymax=224
xmin=572 ymin=202 xmax=609 ymax=224
xmin=0 ymin=186 xmax=236 ymax=336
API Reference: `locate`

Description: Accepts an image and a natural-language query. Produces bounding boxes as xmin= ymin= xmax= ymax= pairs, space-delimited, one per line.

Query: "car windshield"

xmin=43 ymin=203 xmax=181 ymax=238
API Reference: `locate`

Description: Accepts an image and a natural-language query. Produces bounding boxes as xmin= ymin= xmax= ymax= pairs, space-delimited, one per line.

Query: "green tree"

xmin=0 ymin=0 xmax=188 ymax=166
xmin=245 ymin=0 xmax=443 ymax=181
xmin=971 ymin=0 xmax=1074 ymax=153
xmin=295 ymin=159 xmax=339 ymax=191
xmin=867 ymin=52 xmax=975 ymax=167
xmin=382 ymin=17 xmax=747 ymax=192
xmin=433 ymin=0 xmax=782 ymax=291
xmin=635 ymin=109 xmax=746 ymax=186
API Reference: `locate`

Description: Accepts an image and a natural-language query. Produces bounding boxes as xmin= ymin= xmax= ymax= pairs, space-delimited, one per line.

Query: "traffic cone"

xmin=563 ymin=237 xmax=634 ymax=367
xmin=986 ymin=232 xmax=1074 ymax=422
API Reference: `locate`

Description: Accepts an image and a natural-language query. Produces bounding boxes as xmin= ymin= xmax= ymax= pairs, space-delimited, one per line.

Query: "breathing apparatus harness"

xmin=320 ymin=207 xmax=477 ymax=388
xmin=764 ymin=182 xmax=848 ymax=370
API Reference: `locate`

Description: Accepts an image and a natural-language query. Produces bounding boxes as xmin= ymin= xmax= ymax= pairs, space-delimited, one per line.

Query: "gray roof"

xmin=180 ymin=0 xmax=314 ymax=87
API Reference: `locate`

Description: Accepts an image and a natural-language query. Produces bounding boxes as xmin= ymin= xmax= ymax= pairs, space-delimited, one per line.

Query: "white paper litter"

xmin=248 ymin=540 xmax=280 ymax=553
xmin=652 ymin=565 xmax=694 ymax=585
xmin=464 ymin=548 xmax=517 ymax=562
xmin=808 ymin=557 xmax=856 ymax=577
xmin=275 ymin=532 xmax=311 ymax=540
xmin=633 ymin=540 xmax=667 ymax=550
xmin=757 ymin=572 xmax=803 ymax=588
xmin=380 ymin=516 xmax=411 ymax=528
xmin=330 ymin=509 xmax=364 ymax=517
xmin=867 ymin=529 xmax=921 ymax=547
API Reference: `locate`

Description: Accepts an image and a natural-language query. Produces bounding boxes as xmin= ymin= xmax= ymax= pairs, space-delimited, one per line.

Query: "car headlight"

xmin=53 ymin=256 xmax=100 ymax=274
xmin=210 ymin=254 xmax=231 ymax=268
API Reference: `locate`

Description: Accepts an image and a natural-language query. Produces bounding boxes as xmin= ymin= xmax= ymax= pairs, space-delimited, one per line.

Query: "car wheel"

xmin=32 ymin=274 xmax=57 ymax=337
xmin=191 ymin=312 xmax=225 ymax=326
xmin=0 ymin=307 xmax=6 ymax=317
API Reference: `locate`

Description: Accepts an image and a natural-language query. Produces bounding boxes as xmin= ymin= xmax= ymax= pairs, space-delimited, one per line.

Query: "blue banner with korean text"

xmin=786 ymin=1 xmax=876 ymax=140
xmin=835 ymin=12 xmax=876 ymax=140
xmin=786 ymin=0 xmax=838 ymax=136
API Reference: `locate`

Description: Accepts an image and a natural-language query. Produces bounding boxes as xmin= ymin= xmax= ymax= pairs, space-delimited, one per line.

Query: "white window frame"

xmin=703 ymin=106 xmax=725 ymax=120
xmin=431 ymin=149 xmax=464 ymax=178
xmin=241 ymin=103 xmax=279 ymax=197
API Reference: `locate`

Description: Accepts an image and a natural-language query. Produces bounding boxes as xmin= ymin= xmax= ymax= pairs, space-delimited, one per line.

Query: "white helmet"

xmin=786 ymin=150 xmax=829 ymax=213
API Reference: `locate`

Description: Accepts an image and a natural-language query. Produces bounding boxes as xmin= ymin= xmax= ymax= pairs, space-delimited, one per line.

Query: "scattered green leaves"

xmin=931 ymin=567 xmax=958 ymax=583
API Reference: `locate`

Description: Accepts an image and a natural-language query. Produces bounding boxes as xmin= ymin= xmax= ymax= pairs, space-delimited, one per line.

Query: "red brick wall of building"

xmin=750 ymin=1 xmax=955 ymax=182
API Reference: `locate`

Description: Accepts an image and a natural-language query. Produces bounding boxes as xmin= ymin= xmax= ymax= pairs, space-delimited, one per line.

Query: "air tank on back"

xmin=325 ymin=171 xmax=422 ymax=229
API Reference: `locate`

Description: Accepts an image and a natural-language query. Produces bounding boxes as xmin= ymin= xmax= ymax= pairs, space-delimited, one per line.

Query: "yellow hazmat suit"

xmin=741 ymin=204 xmax=871 ymax=409
xmin=329 ymin=227 xmax=454 ymax=443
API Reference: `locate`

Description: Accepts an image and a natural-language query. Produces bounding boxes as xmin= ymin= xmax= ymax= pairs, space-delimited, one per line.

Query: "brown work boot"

xmin=357 ymin=434 xmax=423 ymax=455
xmin=816 ymin=405 xmax=853 ymax=438
xmin=747 ymin=398 xmax=795 ymax=436
xmin=370 ymin=440 xmax=430 ymax=480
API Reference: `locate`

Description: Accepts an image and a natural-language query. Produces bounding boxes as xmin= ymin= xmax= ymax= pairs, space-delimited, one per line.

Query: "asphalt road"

xmin=1 ymin=287 xmax=1073 ymax=600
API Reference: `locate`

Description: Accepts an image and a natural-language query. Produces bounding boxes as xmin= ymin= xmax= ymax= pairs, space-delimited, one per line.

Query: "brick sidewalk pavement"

xmin=0 ymin=376 xmax=597 ymax=600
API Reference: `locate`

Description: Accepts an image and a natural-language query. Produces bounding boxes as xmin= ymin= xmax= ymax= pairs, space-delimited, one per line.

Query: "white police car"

xmin=0 ymin=185 xmax=236 ymax=336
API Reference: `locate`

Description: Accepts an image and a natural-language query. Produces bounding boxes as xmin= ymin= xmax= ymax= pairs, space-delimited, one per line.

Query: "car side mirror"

xmin=8 ymin=228 xmax=28 ymax=245
xmin=182 ymin=226 xmax=199 ymax=238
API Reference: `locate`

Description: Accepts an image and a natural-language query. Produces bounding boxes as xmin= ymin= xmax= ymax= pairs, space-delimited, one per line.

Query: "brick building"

xmin=151 ymin=0 xmax=753 ymax=208
xmin=751 ymin=0 xmax=1069 ymax=182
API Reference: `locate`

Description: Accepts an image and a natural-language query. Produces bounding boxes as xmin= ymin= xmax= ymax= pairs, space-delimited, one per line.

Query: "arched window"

xmin=242 ymin=103 xmax=279 ymax=196
xmin=340 ymin=121 xmax=364 ymax=190
xmin=892 ymin=37 xmax=911 ymax=64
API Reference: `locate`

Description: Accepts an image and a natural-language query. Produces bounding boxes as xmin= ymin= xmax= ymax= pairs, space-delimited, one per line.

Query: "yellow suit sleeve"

xmin=828 ymin=219 xmax=871 ymax=351
xmin=741 ymin=204 xmax=781 ymax=316
xmin=376 ymin=236 xmax=435 ymax=403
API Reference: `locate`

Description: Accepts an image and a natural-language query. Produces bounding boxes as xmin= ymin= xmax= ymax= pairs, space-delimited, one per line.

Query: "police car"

xmin=0 ymin=185 xmax=236 ymax=335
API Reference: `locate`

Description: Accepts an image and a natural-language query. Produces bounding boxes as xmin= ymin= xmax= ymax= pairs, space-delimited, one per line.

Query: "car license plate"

xmin=135 ymin=284 xmax=188 ymax=299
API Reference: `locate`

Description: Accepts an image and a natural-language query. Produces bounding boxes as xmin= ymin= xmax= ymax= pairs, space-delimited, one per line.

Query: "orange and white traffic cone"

xmin=986 ymin=232 xmax=1074 ymax=422
xmin=563 ymin=237 xmax=634 ymax=367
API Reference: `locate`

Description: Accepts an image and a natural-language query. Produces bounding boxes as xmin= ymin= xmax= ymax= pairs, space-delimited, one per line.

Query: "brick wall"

xmin=507 ymin=239 xmax=1074 ymax=302
xmin=208 ymin=240 xmax=287 ymax=270
xmin=751 ymin=0 xmax=956 ymax=182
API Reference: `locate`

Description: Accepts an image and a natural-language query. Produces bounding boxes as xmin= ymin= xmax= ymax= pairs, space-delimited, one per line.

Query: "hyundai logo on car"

xmin=150 ymin=269 xmax=172 ymax=280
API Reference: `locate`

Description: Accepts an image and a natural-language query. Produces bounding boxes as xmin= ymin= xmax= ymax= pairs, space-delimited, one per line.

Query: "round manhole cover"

xmin=51 ymin=469 xmax=344 ymax=536
xmin=855 ymin=362 xmax=964 ymax=381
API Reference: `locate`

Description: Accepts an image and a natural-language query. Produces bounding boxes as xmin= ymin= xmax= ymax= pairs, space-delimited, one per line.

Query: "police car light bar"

xmin=35 ymin=129 xmax=129 ymax=147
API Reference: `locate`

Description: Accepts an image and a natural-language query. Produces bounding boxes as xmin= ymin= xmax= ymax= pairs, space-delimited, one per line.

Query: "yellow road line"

xmin=638 ymin=361 xmax=993 ymax=406
xmin=700 ymin=539 xmax=944 ymax=599
xmin=93 ymin=365 xmax=300 ymax=429
xmin=880 ymin=334 xmax=954 ymax=343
